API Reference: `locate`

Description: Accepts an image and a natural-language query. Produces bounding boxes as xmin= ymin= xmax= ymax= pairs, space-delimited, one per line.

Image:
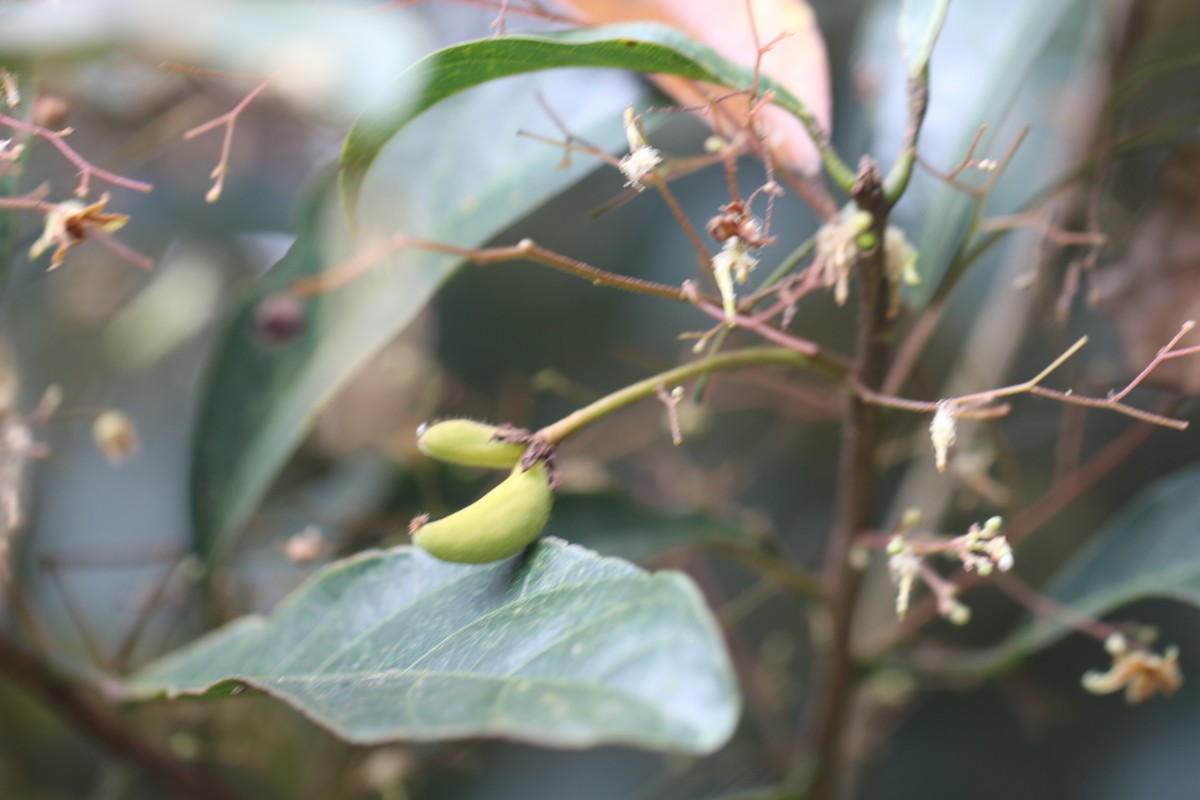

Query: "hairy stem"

xmin=537 ymin=346 xmax=846 ymax=444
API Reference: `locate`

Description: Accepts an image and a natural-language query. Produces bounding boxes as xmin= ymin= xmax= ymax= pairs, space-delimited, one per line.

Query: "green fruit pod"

xmin=416 ymin=419 xmax=527 ymax=470
xmin=412 ymin=462 xmax=553 ymax=563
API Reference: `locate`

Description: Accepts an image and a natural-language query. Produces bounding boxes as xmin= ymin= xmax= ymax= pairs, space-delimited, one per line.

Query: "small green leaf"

xmin=340 ymin=22 xmax=852 ymax=215
xmin=897 ymin=0 xmax=952 ymax=78
xmin=991 ymin=465 xmax=1200 ymax=670
xmin=129 ymin=539 xmax=741 ymax=754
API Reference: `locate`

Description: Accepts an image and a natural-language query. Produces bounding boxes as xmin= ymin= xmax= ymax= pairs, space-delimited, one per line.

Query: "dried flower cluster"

xmin=29 ymin=193 xmax=129 ymax=271
xmin=1082 ymin=633 xmax=1182 ymax=704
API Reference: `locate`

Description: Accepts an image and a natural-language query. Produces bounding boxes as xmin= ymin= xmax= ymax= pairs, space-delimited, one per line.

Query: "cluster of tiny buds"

xmin=885 ymin=513 xmax=1011 ymax=624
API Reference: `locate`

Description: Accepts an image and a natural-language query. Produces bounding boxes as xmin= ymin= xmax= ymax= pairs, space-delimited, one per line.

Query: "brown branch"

xmin=290 ymin=235 xmax=690 ymax=304
xmin=1108 ymin=320 xmax=1195 ymax=402
xmin=992 ymin=572 xmax=1121 ymax=644
xmin=183 ymin=79 xmax=271 ymax=203
xmin=804 ymin=158 xmax=893 ymax=800
xmin=978 ymin=211 xmax=1106 ymax=247
xmin=915 ymin=123 xmax=993 ymax=189
xmin=0 ymin=114 xmax=153 ymax=196
xmin=0 ymin=631 xmax=248 ymax=800
xmin=689 ymin=293 xmax=829 ymax=358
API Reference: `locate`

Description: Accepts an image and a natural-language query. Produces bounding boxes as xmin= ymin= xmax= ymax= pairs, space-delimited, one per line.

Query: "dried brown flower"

xmin=29 ymin=193 xmax=129 ymax=271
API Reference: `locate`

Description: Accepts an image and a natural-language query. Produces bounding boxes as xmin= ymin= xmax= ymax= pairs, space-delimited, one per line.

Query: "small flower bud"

xmin=946 ymin=601 xmax=971 ymax=626
xmin=284 ymin=525 xmax=325 ymax=564
xmin=929 ymin=401 xmax=957 ymax=473
xmin=622 ymin=105 xmax=647 ymax=151
xmin=254 ymin=293 xmax=306 ymax=347
xmin=93 ymin=410 xmax=138 ymax=465
xmin=855 ymin=229 xmax=878 ymax=251
xmin=32 ymin=93 xmax=70 ymax=129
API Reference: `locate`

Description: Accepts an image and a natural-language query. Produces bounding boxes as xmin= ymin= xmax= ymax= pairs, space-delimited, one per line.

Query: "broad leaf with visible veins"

xmin=130 ymin=539 xmax=741 ymax=753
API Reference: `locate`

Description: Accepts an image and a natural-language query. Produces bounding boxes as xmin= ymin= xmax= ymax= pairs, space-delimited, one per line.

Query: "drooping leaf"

xmin=340 ymin=22 xmax=852 ymax=218
xmin=988 ymin=465 xmax=1200 ymax=671
xmin=129 ymin=538 xmax=741 ymax=754
xmin=552 ymin=0 xmax=831 ymax=176
xmin=192 ymin=69 xmax=644 ymax=565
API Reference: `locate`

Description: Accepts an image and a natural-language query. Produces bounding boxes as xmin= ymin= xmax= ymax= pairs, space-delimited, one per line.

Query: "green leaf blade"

xmin=131 ymin=539 xmax=741 ymax=754
xmin=898 ymin=0 xmax=952 ymax=77
xmin=340 ymin=22 xmax=850 ymax=213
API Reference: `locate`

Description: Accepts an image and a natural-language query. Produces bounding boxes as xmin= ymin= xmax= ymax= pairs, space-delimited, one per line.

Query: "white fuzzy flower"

xmin=929 ymin=401 xmax=957 ymax=473
xmin=711 ymin=239 xmax=759 ymax=321
xmin=619 ymin=146 xmax=662 ymax=191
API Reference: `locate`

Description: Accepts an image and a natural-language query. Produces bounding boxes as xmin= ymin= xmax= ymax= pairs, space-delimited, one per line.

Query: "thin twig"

xmin=0 ymin=113 xmax=153 ymax=196
xmin=992 ymin=572 xmax=1121 ymax=644
xmin=1108 ymin=320 xmax=1195 ymax=402
xmin=290 ymin=235 xmax=689 ymax=303
xmin=183 ymin=78 xmax=271 ymax=203
xmin=978 ymin=211 xmax=1106 ymax=247
xmin=858 ymin=406 xmax=1174 ymax=662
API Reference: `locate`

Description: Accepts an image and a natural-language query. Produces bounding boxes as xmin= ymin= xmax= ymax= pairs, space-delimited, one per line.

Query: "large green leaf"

xmin=192 ymin=69 xmax=644 ymax=565
xmin=129 ymin=538 xmax=741 ymax=753
xmin=340 ymin=22 xmax=852 ymax=216
xmin=987 ymin=465 xmax=1200 ymax=671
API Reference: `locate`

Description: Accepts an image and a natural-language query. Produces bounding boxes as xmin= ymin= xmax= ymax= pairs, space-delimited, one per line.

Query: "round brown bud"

xmin=254 ymin=293 xmax=306 ymax=346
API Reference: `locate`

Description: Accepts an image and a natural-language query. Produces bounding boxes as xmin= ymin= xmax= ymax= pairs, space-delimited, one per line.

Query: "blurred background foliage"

xmin=2 ymin=0 xmax=1200 ymax=798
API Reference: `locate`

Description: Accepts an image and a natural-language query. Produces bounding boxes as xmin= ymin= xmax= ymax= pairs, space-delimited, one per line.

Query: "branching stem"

xmin=0 ymin=113 xmax=152 ymax=196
